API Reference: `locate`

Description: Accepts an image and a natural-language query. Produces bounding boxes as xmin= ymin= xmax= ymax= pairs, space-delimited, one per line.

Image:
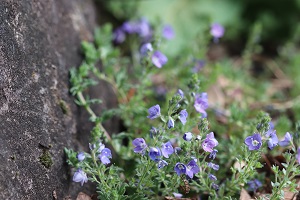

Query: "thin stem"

xmin=77 ymin=92 xmax=112 ymax=142
xmin=91 ymin=67 xmax=128 ymax=103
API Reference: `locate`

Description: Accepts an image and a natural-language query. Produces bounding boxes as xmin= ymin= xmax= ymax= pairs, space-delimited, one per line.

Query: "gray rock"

xmin=0 ymin=1 xmax=116 ymax=199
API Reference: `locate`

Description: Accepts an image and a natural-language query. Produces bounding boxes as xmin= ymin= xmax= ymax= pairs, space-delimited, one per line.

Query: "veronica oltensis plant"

xmin=65 ymin=19 xmax=300 ymax=199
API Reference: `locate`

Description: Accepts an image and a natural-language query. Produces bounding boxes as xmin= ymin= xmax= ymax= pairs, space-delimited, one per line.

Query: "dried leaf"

xmin=240 ymin=188 xmax=252 ymax=200
xmin=76 ymin=192 xmax=92 ymax=200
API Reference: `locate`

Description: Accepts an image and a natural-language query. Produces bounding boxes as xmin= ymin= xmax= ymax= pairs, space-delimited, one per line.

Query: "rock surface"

xmin=0 ymin=1 xmax=115 ymax=199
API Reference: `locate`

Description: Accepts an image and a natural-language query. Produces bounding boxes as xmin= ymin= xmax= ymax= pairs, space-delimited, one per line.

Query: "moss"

xmin=39 ymin=150 xmax=53 ymax=169
xmin=59 ymin=100 xmax=70 ymax=115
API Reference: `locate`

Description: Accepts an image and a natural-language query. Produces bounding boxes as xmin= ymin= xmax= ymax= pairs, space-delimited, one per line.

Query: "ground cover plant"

xmin=65 ymin=2 xmax=300 ymax=199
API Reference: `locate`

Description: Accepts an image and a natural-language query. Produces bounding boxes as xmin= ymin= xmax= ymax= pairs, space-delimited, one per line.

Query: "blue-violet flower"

xmin=158 ymin=160 xmax=168 ymax=169
xmin=162 ymin=24 xmax=175 ymax=40
xmin=76 ymin=152 xmax=85 ymax=162
xmin=208 ymin=162 xmax=219 ymax=171
xmin=186 ymin=159 xmax=200 ymax=178
xmin=177 ymin=89 xmax=184 ymax=99
xmin=173 ymin=193 xmax=183 ymax=198
xmin=174 ymin=163 xmax=186 ymax=176
xmin=267 ymin=131 xmax=278 ymax=150
xmin=278 ymin=132 xmax=292 ymax=147
xmin=183 ymin=132 xmax=193 ymax=141
xmin=98 ymin=148 xmax=112 ymax=165
xmin=73 ymin=169 xmax=88 ymax=186
xmin=202 ymin=132 xmax=218 ymax=152
xmin=149 ymin=147 xmax=161 ymax=161
xmin=147 ymin=104 xmax=161 ymax=119
xmin=140 ymin=43 xmax=153 ymax=56
xmin=194 ymin=93 xmax=209 ymax=118
xmin=208 ymin=174 xmax=217 ymax=181
xmin=161 ymin=141 xmax=174 ymax=158
xmin=151 ymin=51 xmax=168 ymax=68
xmin=113 ymin=28 xmax=126 ymax=44
xmin=167 ymin=118 xmax=175 ymax=129
xmin=209 ymin=149 xmax=218 ymax=160
xmin=244 ymin=133 xmax=262 ymax=151
xmin=132 ymin=138 xmax=147 ymax=154
xmin=248 ymin=179 xmax=262 ymax=192
xmin=179 ymin=109 xmax=188 ymax=125
xmin=175 ymin=147 xmax=182 ymax=154
xmin=210 ymin=23 xmax=224 ymax=42
xmin=149 ymin=127 xmax=159 ymax=138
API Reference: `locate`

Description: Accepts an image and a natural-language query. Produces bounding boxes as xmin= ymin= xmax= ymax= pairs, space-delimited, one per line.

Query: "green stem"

xmin=77 ymin=92 xmax=112 ymax=142
xmin=91 ymin=67 xmax=128 ymax=103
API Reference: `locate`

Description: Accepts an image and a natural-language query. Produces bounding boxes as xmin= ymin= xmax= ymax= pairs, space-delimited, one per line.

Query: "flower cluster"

xmin=72 ymin=142 xmax=112 ymax=186
xmin=174 ymin=159 xmax=200 ymax=178
xmin=133 ymin=138 xmax=174 ymax=168
xmin=113 ymin=19 xmax=173 ymax=69
xmin=113 ymin=18 xmax=152 ymax=44
xmin=244 ymin=122 xmax=293 ymax=151
xmin=132 ymin=93 xmax=220 ymax=193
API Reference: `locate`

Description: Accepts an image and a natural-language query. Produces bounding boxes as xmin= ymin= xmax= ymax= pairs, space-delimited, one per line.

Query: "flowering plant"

xmin=65 ymin=19 xmax=300 ymax=200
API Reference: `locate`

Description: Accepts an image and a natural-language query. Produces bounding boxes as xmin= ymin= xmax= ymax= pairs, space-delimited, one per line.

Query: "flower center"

xmin=252 ymin=139 xmax=259 ymax=146
xmin=178 ymin=164 xmax=184 ymax=170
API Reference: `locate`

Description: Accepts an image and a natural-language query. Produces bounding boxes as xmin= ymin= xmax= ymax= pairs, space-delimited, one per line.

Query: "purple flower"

xmin=267 ymin=131 xmax=278 ymax=150
xmin=149 ymin=127 xmax=159 ymax=138
xmin=186 ymin=159 xmax=200 ymax=178
xmin=162 ymin=24 xmax=175 ymax=40
xmin=149 ymin=147 xmax=161 ymax=161
xmin=151 ymin=51 xmax=168 ymax=68
xmin=248 ymin=179 xmax=262 ymax=192
xmin=194 ymin=93 xmax=209 ymax=118
xmin=297 ymin=148 xmax=300 ymax=164
xmin=98 ymin=148 xmax=112 ymax=165
xmin=121 ymin=18 xmax=152 ymax=40
xmin=210 ymin=23 xmax=224 ymax=42
xmin=212 ymin=183 xmax=219 ymax=190
xmin=89 ymin=143 xmax=96 ymax=151
xmin=136 ymin=18 xmax=152 ymax=38
xmin=73 ymin=169 xmax=88 ymax=186
xmin=208 ymin=174 xmax=217 ymax=181
xmin=208 ymin=162 xmax=219 ymax=171
xmin=167 ymin=118 xmax=175 ymax=129
xmin=179 ymin=109 xmax=188 ymax=125
xmin=161 ymin=141 xmax=174 ymax=158
xmin=192 ymin=60 xmax=205 ymax=73
xmin=174 ymin=163 xmax=187 ymax=176
xmin=158 ymin=160 xmax=168 ymax=169
xmin=132 ymin=138 xmax=147 ymax=154
xmin=183 ymin=132 xmax=193 ymax=141
xmin=122 ymin=21 xmax=138 ymax=34
xmin=147 ymin=104 xmax=161 ymax=119
xmin=177 ymin=89 xmax=184 ymax=98
xmin=140 ymin=43 xmax=153 ymax=56
xmin=97 ymin=142 xmax=105 ymax=153
xmin=173 ymin=193 xmax=183 ymax=198
xmin=202 ymin=132 xmax=218 ymax=152
xmin=113 ymin=28 xmax=126 ymax=44
xmin=279 ymin=132 xmax=292 ymax=147
xmin=245 ymin=133 xmax=262 ymax=151
xmin=175 ymin=147 xmax=182 ymax=154
xmin=209 ymin=149 xmax=218 ymax=160
xmin=265 ymin=122 xmax=275 ymax=137
xmin=76 ymin=152 xmax=85 ymax=162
